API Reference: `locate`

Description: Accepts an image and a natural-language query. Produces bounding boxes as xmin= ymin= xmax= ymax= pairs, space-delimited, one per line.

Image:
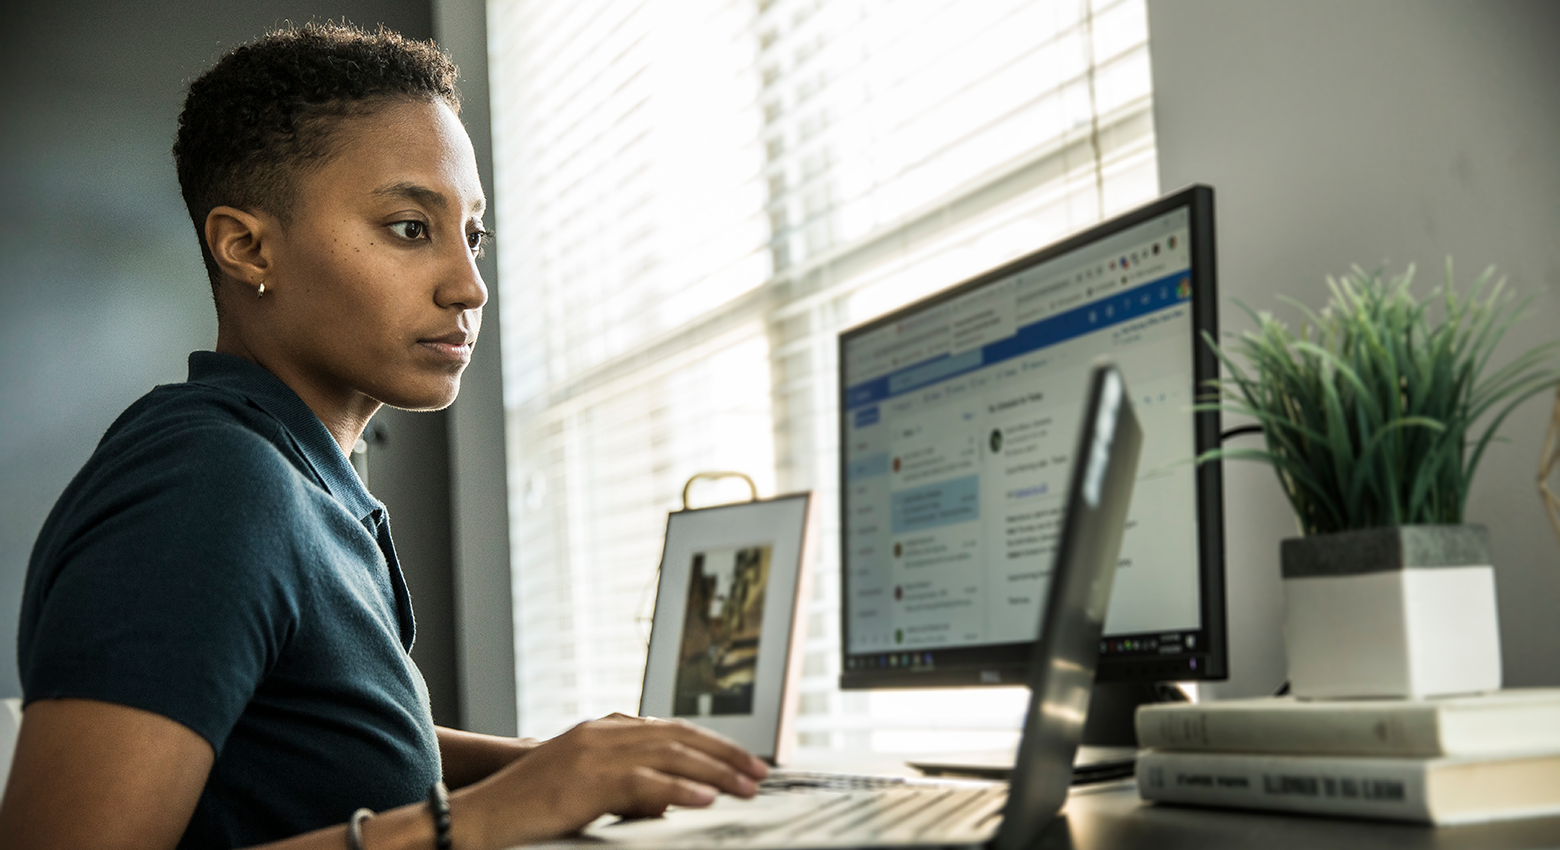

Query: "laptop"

xmin=534 ymin=361 xmax=1143 ymax=849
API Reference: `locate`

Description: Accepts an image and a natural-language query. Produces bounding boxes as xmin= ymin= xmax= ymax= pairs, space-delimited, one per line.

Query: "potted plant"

xmin=1200 ymin=262 xmax=1559 ymax=699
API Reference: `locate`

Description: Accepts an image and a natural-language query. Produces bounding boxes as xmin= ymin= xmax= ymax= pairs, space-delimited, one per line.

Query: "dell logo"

xmin=979 ymin=670 xmax=1001 ymax=684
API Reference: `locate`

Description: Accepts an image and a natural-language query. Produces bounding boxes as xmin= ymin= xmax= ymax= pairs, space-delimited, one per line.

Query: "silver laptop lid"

xmin=994 ymin=361 xmax=1141 ymax=850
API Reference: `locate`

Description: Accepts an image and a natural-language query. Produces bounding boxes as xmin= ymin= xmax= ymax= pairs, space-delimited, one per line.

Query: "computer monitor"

xmin=836 ymin=185 xmax=1226 ymax=707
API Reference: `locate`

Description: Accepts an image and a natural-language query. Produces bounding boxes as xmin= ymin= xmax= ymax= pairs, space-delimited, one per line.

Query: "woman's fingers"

xmin=585 ymin=713 xmax=768 ymax=791
xmin=617 ymin=765 xmax=719 ymax=817
xmin=637 ymin=720 xmax=768 ymax=791
xmin=543 ymin=718 xmax=763 ymax=818
xmin=624 ymin=737 xmax=759 ymax=802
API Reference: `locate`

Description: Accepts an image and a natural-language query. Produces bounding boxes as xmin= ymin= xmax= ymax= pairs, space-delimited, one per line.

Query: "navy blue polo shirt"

xmin=18 ymin=351 xmax=441 ymax=849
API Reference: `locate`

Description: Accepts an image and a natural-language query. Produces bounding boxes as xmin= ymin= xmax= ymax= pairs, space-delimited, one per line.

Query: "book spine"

xmin=1135 ymin=705 xmax=1442 ymax=756
xmin=1136 ymin=750 xmax=1433 ymax=823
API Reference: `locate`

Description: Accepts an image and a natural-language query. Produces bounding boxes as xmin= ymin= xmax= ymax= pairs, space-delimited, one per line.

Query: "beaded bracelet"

xmin=346 ymin=808 xmax=374 ymax=850
xmin=428 ymin=780 xmax=452 ymax=849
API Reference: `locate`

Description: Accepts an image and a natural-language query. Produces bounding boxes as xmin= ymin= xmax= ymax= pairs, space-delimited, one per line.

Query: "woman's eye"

xmin=467 ymin=229 xmax=492 ymax=253
xmin=389 ymin=221 xmax=427 ymax=240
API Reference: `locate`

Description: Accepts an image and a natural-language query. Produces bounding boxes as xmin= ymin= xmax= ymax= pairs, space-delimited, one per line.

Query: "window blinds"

xmin=489 ymin=0 xmax=1158 ymax=746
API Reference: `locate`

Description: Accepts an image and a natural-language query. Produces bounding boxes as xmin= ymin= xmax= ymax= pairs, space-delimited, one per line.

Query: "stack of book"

xmin=1134 ymin=688 xmax=1560 ymax=825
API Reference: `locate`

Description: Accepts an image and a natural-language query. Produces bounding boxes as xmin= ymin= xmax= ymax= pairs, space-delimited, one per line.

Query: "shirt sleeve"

xmin=20 ymin=415 xmax=309 ymax=754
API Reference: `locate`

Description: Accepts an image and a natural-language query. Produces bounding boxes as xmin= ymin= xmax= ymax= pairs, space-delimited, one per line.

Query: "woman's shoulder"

xmin=99 ymin=380 xmax=307 ymax=487
xmin=23 ymin=379 xmax=355 ymax=625
xmin=43 ymin=381 xmax=326 ymax=554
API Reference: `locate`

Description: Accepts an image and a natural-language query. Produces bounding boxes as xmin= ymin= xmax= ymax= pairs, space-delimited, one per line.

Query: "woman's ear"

xmin=205 ymin=206 xmax=275 ymax=296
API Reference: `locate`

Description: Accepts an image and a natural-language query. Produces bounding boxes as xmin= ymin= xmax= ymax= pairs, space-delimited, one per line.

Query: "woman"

xmin=0 ymin=23 xmax=765 ymax=850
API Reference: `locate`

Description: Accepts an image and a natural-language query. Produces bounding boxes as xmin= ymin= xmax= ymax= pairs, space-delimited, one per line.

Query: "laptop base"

xmin=906 ymin=745 xmax=1137 ymax=784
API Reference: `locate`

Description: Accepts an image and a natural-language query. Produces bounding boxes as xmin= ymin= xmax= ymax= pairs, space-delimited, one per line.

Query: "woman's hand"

xmin=448 ymin=713 xmax=769 ymax=849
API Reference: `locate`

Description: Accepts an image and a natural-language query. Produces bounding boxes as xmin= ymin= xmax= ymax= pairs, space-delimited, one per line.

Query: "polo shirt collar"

xmin=186 ymin=351 xmax=382 ymax=522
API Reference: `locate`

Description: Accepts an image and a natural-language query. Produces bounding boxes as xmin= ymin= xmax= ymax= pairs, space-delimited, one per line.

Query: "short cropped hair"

xmin=173 ymin=22 xmax=461 ymax=300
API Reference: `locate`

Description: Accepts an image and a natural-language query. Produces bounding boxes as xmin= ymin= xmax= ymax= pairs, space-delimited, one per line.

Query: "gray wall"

xmin=364 ymin=408 xmax=460 ymax=726
xmin=0 ymin=0 xmax=469 ymax=725
xmin=433 ymin=0 xmax=519 ymax=737
xmin=1148 ymin=0 xmax=1560 ymax=697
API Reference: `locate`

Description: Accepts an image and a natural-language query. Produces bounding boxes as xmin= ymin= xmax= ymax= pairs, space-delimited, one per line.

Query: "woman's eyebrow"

xmin=371 ymin=181 xmax=486 ymax=216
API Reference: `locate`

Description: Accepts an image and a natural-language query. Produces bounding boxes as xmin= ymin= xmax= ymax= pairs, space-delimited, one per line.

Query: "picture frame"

xmin=638 ymin=492 xmax=814 ymax=765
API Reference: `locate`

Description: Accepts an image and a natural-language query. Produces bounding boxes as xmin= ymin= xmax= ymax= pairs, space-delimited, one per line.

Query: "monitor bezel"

xmin=835 ymin=184 xmax=1226 ymax=690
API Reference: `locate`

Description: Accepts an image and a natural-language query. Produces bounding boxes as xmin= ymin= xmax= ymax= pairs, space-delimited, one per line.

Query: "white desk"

xmin=1044 ymin=780 xmax=1560 ymax=850
xmin=757 ymin=750 xmax=1560 ymax=848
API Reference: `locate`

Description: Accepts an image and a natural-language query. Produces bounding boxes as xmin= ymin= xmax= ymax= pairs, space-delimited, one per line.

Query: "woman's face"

xmin=259 ymin=98 xmax=488 ymax=417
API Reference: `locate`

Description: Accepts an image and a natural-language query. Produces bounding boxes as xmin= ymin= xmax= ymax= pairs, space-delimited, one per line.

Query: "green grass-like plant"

xmin=1198 ymin=262 xmax=1560 ymax=536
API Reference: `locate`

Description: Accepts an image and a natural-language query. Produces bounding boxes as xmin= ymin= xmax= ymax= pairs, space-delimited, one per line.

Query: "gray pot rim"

xmin=1281 ymin=523 xmax=1489 ymax=578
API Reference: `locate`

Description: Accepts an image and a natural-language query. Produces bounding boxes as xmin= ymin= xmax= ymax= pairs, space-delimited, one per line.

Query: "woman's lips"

xmin=418 ymin=331 xmax=474 ymax=362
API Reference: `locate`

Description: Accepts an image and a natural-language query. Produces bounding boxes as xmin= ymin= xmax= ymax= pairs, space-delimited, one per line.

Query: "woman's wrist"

xmin=341 ymin=789 xmax=494 ymax=850
xmin=446 ymin=781 xmax=506 ymax=850
xmin=437 ymin=726 xmax=541 ymax=789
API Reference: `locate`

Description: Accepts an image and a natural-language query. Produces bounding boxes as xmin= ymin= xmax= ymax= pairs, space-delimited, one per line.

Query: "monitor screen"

xmin=837 ymin=185 xmax=1225 ymax=689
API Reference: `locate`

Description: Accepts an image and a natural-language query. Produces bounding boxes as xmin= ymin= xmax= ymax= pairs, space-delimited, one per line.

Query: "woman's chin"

xmin=381 ymin=377 xmax=462 ymax=412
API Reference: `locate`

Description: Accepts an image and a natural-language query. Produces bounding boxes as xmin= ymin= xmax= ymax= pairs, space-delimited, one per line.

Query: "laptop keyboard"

xmin=759 ymin=770 xmax=910 ymax=794
xmin=710 ymin=785 xmax=1009 ymax=845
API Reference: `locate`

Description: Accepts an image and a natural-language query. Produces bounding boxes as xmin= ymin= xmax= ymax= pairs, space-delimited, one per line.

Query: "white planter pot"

xmin=1280 ymin=525 xmax=1501 ymax=700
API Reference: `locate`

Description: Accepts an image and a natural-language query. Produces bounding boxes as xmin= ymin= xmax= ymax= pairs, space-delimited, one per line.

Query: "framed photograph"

xmin=639 ymin=492 xmax=813 ymax=764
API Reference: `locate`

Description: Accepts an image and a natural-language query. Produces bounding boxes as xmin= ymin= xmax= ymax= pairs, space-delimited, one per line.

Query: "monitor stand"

xmin=1081 ymin=680 xmax=1190 ymax=746
xmin=905 ymin=681 xmax=1189 ymax=782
